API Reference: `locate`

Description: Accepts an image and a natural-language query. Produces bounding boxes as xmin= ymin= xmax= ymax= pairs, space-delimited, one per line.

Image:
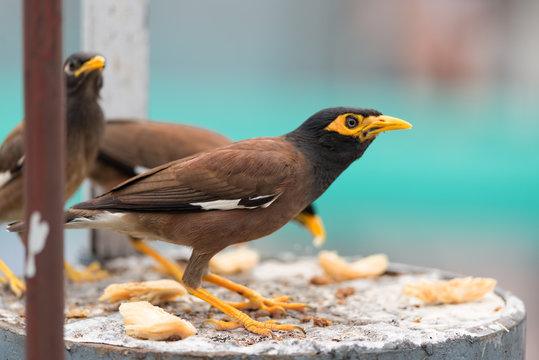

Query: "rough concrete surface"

xmin=0 ymin=254 xmax=526 ymax=359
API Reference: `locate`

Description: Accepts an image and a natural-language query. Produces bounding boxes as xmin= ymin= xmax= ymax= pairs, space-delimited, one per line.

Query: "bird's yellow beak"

xmin=74 ymin=55 xmax=106 ymax=78
xmin=358 ymin=115 xmax=412 ymax=142
xmin=294 ymin=212 xmax=326 ymax=247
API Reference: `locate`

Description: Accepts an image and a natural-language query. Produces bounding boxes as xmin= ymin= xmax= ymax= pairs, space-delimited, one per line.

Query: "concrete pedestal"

xmin=0 ymin=257 xmax=526 ymax=359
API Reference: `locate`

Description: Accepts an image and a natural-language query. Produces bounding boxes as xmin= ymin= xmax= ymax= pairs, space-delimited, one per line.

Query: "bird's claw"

xmin=207 ymin=318 xmax=305 ymax=337
xmin=0 ymin=261 xmax=26 ymax=297
xmin=228 ymin=295 xmax=306 ymax=317
xmin=3 ymin=275 xmax=26 ymax=298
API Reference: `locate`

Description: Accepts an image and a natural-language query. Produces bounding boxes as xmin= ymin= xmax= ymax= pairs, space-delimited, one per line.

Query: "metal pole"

xmin=23 ymin=0 xmax=65 ymax=359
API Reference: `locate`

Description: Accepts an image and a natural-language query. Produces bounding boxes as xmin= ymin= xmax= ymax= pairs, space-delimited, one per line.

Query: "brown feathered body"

xmin=71 ymin=138 xmax=313 ymax=286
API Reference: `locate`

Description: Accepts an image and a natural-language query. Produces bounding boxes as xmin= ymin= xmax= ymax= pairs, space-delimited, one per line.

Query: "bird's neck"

xmin=286 ymin=131 xmax=372 ymax=199
xmin=66 ymin=96 xmax=103 ymax=132
xmin=66 ymin=96 xmax=105 ymax=161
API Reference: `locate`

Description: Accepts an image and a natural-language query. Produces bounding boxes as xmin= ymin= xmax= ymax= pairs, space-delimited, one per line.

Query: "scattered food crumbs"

xmin=310 ymin=274 xmax=333 ymax=285
xmin=403 ymin=277 xmax=497 ymax=304
xmin=312 ymin=317 xmax=332 ymax=327
xmin=65 ymin=307 xmax=90 ymax=319
xmin=119 ymin=301 xmax=196 ymax=341
xmin=318 ymin=251 xmax=388 ymax=282
xmin=494 ymin=306 xmax=503 ymax=312
xmin=0 ymin=256 xmax=517 ymax=356
xmin=209 ymin=247 xmax=259 ymax=275
xmin=412 ymin=316 xmax=422 ymax=323
xmin=335 ymin=287 xmax=355 ymax=300
xmin=99 ymin=279 xmax=186 ymax=305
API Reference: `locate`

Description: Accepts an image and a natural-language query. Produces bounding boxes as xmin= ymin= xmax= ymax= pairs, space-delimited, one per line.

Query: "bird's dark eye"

xmin=64 ymin=61 xmax=78 ymax=75
xmin=345 ymin=115 xmax=359 ymax=129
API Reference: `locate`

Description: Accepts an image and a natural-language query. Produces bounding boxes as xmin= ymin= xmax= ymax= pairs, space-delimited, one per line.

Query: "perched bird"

xmin=86 ymin=120 xmax=325 ymax=316
xmin=9 ymin=107 xmax=411 ymax=335
xmin=0 ymin=52 xmax=107 ymax=296
xmin=89 ymin=119 xmax=326 ymax=251
xmin=92 ymin=121 xmax=325 ymax=243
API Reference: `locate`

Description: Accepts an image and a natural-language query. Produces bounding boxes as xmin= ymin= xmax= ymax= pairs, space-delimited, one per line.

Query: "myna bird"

xmin=9 ymin=107 xmax=412 ymax=335
xmin=88 ymin=120 xmax=326 ymax=281
xmin=0 ymin=52 xmax=107 ymax=296
xmin=90 ymin=119 xmax=326 ymax=245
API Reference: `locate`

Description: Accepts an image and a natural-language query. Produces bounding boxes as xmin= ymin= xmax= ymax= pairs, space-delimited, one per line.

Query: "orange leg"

xmin=0 ymin=259 xmax=26 ymax=297
xmin=64 ymin=261 xmax=109 ymax=283
xmin=130 ymin=240 xmax=307 ymax=317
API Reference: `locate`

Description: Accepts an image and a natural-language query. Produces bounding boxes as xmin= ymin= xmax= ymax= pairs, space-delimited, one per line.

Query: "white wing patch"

xmin=191 ymin=194 xmax=280 ymax=211
xmin=0 ymin=157 xmax=24 ymax=189
xmin=0 ymin=171 xmax=13 ymax=188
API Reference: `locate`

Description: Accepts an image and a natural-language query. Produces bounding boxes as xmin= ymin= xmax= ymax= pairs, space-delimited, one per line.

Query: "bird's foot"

xmin=0 ymin=260 xmax=26 ymax=297
xmin=204 ymin=273 xmax=306 ymax=317
xmin=188 ymin=286 xmax=304 ymax=337
xmin=227 ymin=294 xmax=307 ymax=317
xmin=64 ymin=261 xmax=109 ymax=283
xmin=207 ymin=318 xmax=305 ymax=337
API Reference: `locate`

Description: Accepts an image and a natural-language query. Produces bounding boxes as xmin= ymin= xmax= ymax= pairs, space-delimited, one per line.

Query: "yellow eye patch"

xmin=325 ymin=113 xmax=364 ymax=136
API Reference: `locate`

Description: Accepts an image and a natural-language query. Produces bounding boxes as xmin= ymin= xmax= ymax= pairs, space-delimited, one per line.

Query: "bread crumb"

xmin=66 ymin=307 xmax=90 ymax=319
xmin=99 ymin=279 xmax=186 ymax=305
xmin=310 ymin=274 xmax=334 ymax=286
xmin=335 ymin=287 xmax=355 ymax=300
xmin=119 ymin=301 xmax=196 ymax=341
xmin=209 ymin=247 xmax=259 ymax=275
xmin=318 ymin=251 xmax=388 ymax=282
xmin=403 ymin=277 xmax=497 ymax=304
xmin=313 ymin=317 xmax=332 ymax=327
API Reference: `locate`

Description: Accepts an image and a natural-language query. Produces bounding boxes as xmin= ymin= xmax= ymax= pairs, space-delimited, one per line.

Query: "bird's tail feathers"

xmin=7 ymin=209 xmax=125 ymax=232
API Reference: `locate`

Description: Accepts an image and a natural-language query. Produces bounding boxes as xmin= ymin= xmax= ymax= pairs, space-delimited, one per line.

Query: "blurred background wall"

xmin=0 ymin=0 xmax=537 ymax=356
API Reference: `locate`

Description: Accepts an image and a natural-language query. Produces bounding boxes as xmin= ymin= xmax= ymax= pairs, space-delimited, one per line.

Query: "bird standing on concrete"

xmin=10 ymin=107 xmax=411 ymax=335
xmin=0 ymin=53 xmax=107 ymax=296
xmin=86 ymin=119 xmax=326 ymax=319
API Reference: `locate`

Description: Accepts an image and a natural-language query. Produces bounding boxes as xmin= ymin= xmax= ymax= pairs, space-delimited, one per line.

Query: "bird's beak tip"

xmin=74 ymin=55 xmax=106 ymax=77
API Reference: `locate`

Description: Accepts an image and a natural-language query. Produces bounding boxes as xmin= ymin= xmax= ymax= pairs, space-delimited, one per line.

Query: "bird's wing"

xmin=0 ymin=124 xmax=25 ymax=189
xmin=97 ymin=120 xmax=231 ymax=176
xmin=76 ymin=139 xmax=297 ymax=212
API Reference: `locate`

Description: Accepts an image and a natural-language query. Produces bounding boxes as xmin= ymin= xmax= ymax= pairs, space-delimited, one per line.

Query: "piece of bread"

xmin=209 ymin=247 xmax=260 ymax=275
xmin=99 ymin=279 xmax=186 ymax=304
xmin=119 ymin=301 xmax=196 ymax=341
xmin=403 ymin=277 xmax=497 ymax=304
xmin=318 ymin=251 xmax=388 ymax=282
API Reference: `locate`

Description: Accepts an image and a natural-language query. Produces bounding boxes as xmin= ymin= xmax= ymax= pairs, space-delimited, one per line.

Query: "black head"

xmin=64 ymin=52 xmax=106 ymax=98
xmin=289 ymin=107 xmax=411 ymax=161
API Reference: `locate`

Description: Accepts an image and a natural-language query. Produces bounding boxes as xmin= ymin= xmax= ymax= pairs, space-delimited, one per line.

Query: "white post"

xmin=81 ymin=0 xmax=150 ymax=258
xmin=81 ymin=0 xmax=149 ymax=117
